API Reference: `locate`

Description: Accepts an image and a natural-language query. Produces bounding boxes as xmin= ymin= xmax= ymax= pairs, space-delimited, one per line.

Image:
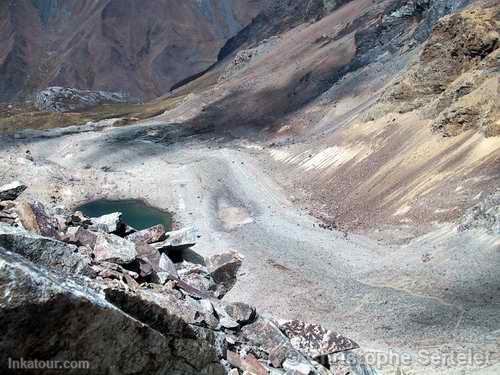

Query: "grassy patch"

xmin=0 ymin=95 xmax=187 ymax=134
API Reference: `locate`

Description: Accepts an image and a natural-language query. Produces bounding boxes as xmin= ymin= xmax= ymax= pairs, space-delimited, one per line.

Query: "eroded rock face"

xmin=376 ymin=6 xmax=499 ymax=137
xmin=0 ymin=0 xmax=270 ymax=102
xmin=0 ymin=224 xmax=91 ymax=276
xmin=0 ymin=250 xmax=223 ymax=375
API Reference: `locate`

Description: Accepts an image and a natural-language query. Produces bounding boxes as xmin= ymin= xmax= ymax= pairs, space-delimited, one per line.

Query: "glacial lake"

xmin=76 ymin=199 xmax=173 ymax=231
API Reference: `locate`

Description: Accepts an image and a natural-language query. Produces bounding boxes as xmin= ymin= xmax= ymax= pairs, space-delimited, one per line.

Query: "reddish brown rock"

xmin=126 ymin=224 xmax=166 ymax=244
xmin=16 ymin=201 xmax=58 ymax=238
xmin=227 ymin=351 xmax=267 ymax=375
xmin=206 ymin=250 xmax=243 ymax=297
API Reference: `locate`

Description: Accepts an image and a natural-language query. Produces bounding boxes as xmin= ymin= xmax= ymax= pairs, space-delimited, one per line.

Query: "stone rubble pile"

xmin=34 ymin=87 xmax=131 ymax=113
xmin=458 ymin=190 xmax=500 ymax=234
xmin=0 ymin=181 xmax=376 ymax=375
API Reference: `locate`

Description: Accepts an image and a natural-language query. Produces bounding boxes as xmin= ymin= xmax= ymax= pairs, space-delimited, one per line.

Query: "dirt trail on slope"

xmin=0 ymin=121 xmax=498 ymax=374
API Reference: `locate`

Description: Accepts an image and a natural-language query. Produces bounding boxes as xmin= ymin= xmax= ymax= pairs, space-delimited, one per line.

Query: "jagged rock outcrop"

xmin=0 ymin=250 xmax=224 ymax=375
xmin=0 ymin=224 xmax=92 ymax=276
xmin=0 ymin=182 xmax=365 ymax=374
xmin=458 ymin=190 xmax=500 ymax=234
xmin=375 ymin=6 xmax=499 ymax=137
xmin=34 ymin=87 xmax=130 ymax=113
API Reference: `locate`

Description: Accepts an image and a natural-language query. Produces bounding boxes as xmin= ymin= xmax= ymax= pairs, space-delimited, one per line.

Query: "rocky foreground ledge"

xmin=0 ymin=181 xmax=376 ymax=375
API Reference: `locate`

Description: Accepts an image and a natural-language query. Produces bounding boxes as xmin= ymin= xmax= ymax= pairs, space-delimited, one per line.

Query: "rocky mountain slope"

xmin=0 ymin=182 xmax=372 ymax=375
xmin=164 ymin=0 xmax=499 ymax=231
xmin=0 ymin=0 xmax=270 ymax=102
xmin=0 ymin=1 xmax=499 ymax=374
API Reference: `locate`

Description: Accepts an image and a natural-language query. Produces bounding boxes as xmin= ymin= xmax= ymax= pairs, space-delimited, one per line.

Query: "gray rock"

xmin=0 ymin=223 xmax=91 ymax=275
xmin=241 ymin=316 xmax=318 ymax=372
xmin=0 ymin=181 xmax=27 ymax=201
xmin=0 ymin=249 xmax=223 ymax=375
xmin=206 ymin=250 xmax=243 ymax=297
xmin=67 ymin=211 xmax=92 ymax=227
xmin=152 ymin=226 xmax=198 ymax=251
xmin=458 ymin=190 xmax=499 ymax=234
xmin=127 ymin=224 xmax=166 ymax=244
xmin=93 ymin=233 xmax=137 ymax=264
xmin=224 ymin=302 xmax=256 ymax=325
xmin=159 ymin=253 xmax=178 ymax=278
xmin=178 ymin=263 xmax=213 ymax=293
xmin=134 ymin=242 xmax=162 ymax=279
xmin=64 ymin=226 xmax=98 ymax=248
xmin=209 ymin=300 xmax=240 ymax=330
xmin=104 ymin=283 xmax=213 ymax=333
xmin=34 ymin=87 xmax=130 ymax=113
xmin=328 ymin=350 xmax=379 ymax=375
xmin=90 ymin=261 xmax=140 ymax=289
xmin=278 ymin=320 xmax=358 ymax=358
xmin=90 ymin=212 xmax=126 ymax=234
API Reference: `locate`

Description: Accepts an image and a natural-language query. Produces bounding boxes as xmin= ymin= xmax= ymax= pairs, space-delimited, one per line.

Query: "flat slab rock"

xmin=152 ymin=226 xmax=197 ymax=251
xmin=90 ymin=212 xmax=126 ymax=234
xmin=93 ymin=233 xmax=137 ymax=264
xmin=0 ymin=223 xmax=91 ymax=276
xmin=0 ymin=249 xmax=224 ymax=375
xmin=127 ymin=224 xmax=166 ymax=244
xmin=0 ymin=181 xmax=27 ymax=201
xmin=278 ymin=320 xmax=359 ymax=358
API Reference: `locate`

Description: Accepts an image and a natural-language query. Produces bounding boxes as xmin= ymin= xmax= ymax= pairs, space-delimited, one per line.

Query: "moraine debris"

xmin=0 ymin=181 xmax=365 ymax=374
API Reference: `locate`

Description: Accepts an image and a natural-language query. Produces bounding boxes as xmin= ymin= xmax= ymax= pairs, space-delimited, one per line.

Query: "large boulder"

xmin=0 ymin=249 xmax=224 ymax=375
xmin=90 ymin=212 xmax=126 ymax=234
xmin=126 ymin=224 xmax=166 ymax=244
xmin=0 ymin=223 xmax=91 ymax=276
xmin=159 ymin=253 xmax=178 ymax=278
xmin=240 ymin=316 xmax=317 ymax=374
xmin=103 ymin=282 xmax=216 ymax=334
xmin=224 ymin=302 xmax=256 ymax=325
xmin=178 ymin=263 xmax=214 ymax=294
xmin=64 ymin=226 xmax=98 ymax=248
xmin=93 ymin=233 xmax=137 ymax=265
xmin=16 ymin=201 xmax=59 ymax=238
xmin=206 ymin=251 xmax=243 ymax=297
xmin=152 ymin=226 xmax=198 ymax=251
xmin=133 ymin=242 xmax=162 ymax=279
xmin=0 ymin=181 xmax=27 ymax=201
